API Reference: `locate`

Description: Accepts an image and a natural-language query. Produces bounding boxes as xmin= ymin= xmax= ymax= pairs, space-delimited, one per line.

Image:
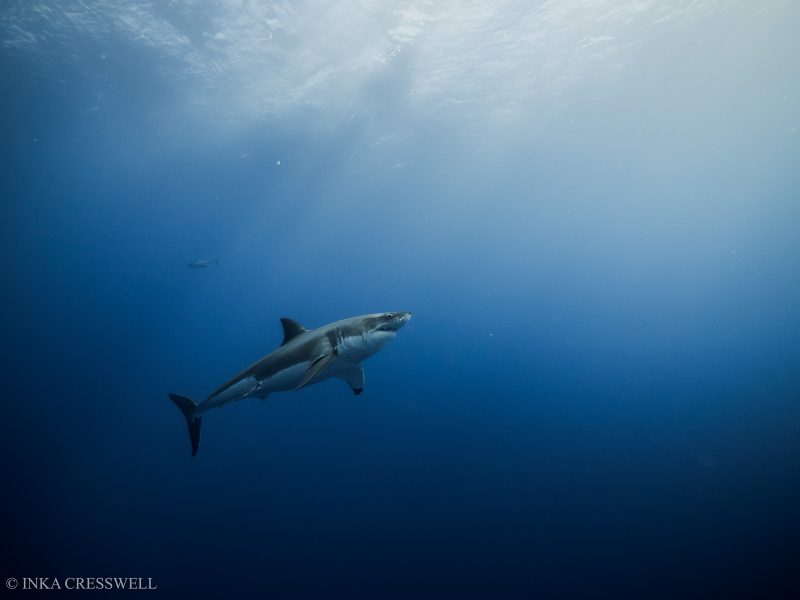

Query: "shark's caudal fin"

xmin=169 ymin=393 xmax=202 ymax=457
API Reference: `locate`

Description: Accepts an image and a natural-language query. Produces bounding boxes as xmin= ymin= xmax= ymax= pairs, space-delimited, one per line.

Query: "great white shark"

xmin=169 ymin=311 xmax=412 ymax=456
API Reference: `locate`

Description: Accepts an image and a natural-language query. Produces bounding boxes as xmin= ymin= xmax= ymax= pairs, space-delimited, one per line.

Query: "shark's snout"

xmin=378 ymin=311 xmax=412 ymax=332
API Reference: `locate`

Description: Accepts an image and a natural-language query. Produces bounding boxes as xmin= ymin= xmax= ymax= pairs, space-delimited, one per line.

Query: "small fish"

xmin=187 ymin=258 xmax=219 ymax=269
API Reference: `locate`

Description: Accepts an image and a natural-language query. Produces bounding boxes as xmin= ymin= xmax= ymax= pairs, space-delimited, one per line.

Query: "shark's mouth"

xmin=376 ymin=312 xmax=411 ymax=333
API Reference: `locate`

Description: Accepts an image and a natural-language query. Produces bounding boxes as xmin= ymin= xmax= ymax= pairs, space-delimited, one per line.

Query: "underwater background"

xmin=2 ymin=1 xmax=799 ymax=597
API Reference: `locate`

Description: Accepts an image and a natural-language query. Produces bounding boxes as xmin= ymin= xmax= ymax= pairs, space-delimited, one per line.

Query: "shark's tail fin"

xmin=169 ymin=393 xmax=202 ymax=457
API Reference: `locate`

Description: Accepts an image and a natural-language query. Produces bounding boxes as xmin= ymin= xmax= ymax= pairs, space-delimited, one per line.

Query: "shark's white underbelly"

xmin=198 ymin=376 xmax=260 ymax=412
xmin=199 ymin=357 xmax=354 ymax=414
xmin=198 ymin=363 xmax=311 ymax=412
xmin=337 ymin=332 xmax=392 ymax=363
xmin=260 ymin=362 xmax=310 ymax=393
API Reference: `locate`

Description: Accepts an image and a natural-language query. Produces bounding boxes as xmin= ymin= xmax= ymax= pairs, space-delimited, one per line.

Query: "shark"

xmin=187 ymin=258 xmax=219 ymax=268
xmin=169 ymin=311 xmax=412 ymax=456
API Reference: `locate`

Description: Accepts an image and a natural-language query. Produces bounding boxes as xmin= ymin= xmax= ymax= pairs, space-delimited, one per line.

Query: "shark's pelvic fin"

xmin=169 ymin=393 xmax=202 ymax=457
xmin=280 ymin=317 xmax=308 ymax=346
xmin=296 ymin=352 xmax=336 ymax=390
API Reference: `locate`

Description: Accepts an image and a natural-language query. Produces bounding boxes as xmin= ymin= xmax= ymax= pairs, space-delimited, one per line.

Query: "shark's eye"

xmin=385 ymin=313 xmax=393 ymax=319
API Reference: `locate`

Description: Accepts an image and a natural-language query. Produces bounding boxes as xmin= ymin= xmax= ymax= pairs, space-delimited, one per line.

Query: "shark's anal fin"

xmin=340 ymin=363 xmax=365 ymax=395
xmin=296 ymin=352 xmax=336 ymax=390
xmin=280 ymin=318 xmax=308 ymax=346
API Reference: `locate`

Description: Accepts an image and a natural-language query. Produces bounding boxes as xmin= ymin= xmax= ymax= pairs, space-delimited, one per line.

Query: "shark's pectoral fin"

xmin=340 ymin=363 xmax=365 ymax=395
xmin=296 ymin=352 xmax=337 ymax=390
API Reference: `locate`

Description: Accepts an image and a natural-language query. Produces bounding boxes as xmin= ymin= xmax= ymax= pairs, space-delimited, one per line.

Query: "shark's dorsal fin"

xmin=280 ymin=318 xmax=307 ymax=346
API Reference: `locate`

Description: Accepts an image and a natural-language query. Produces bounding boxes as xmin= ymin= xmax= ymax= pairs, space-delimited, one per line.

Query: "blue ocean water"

xmin=2 ymin=2 xmax=799 ymax=597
